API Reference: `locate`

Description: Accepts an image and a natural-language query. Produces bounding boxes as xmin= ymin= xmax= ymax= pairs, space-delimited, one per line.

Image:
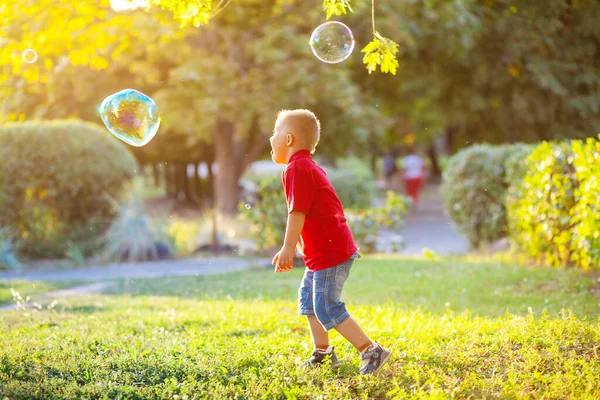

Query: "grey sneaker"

xmin=302 ymin=346 xmax=341 ymax=369
xmin=359 ymin=342 xmax=391 ymax=375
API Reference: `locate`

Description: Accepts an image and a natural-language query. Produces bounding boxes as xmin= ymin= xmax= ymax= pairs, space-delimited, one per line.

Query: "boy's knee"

xmin=314 ymin=308 xmax=328 ymax=324
xmin=315 ymin=308 xmax=336 ymax=330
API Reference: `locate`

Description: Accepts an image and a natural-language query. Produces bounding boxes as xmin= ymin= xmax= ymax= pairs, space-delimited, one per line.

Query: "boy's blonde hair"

xmin=276 ymin=109 xmax=321 ymax=153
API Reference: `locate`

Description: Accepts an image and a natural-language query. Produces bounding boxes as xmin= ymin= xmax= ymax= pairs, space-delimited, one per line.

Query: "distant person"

xmin=382 ymin=152 xmax=396 ymax=187
xmin=268 ymin=109 xmax=392 ymax=375
xmin=401 ymin=147 xmax=427 ymax=206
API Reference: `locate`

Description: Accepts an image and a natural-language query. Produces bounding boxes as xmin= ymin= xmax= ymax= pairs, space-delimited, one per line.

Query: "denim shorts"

xmin=297 ymin=252 xmax=360 ymax=331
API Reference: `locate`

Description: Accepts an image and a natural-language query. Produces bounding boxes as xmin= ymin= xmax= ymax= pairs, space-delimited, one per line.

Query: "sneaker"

xmin=359 ymin=342 xmax=391 ymax=375
xmin=302 ymin=346 xmax=341 ymax=369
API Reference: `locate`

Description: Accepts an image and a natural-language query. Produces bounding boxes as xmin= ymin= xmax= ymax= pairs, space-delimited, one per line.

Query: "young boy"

xmin=269 ymin=109 xmax=392 ymax=375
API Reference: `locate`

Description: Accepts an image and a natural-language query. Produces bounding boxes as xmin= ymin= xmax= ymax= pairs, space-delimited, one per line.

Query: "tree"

xmin=1 ymin=0 xmax=383 ymax=214
xmin=153 ymin=1 xmax=379 ymax=213
xmin=352 ymin=0 xmax=600 ymax=150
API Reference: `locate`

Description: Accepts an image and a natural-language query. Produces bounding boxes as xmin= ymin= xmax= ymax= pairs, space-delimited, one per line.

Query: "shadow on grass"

xmin=43 ymin=304 xmax=113 ymax=315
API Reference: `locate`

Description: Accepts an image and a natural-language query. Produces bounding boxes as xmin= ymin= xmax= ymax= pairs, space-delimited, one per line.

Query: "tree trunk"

xmin=445 ymin=126 xmax=456 ymax=154
xmin=206 ymin=161 xmax=215 ymax=206
xmin=427 ymin=144 xmax=442 ymax=179
xmin=214 ymin=120 xmax=240 ymax=215
xmin=165 ymin=162 xmax=175 ymax=198
xmin=152 ymin=163 xmax=161 ymax=187
xmin=175 ymin=163 xmax=189 ymax=202
xmin=193 ymin=162 xmax=203 ymax=203
xmin=213 ymin=117 xmax=269 ymax=215
xmin=183 ymin=163 xmax=193 ymax=203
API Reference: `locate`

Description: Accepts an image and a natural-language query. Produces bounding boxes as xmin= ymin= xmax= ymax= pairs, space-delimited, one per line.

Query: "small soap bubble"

xmin=99 ymin=89 xmax=160 ymax=147
xmin=22 ymin=49 xmax=38 ymax=63
xmin=244 ymin=204 xmax=252 ymax=209
xmin=309 ymin=21 xmax=355 ymax=64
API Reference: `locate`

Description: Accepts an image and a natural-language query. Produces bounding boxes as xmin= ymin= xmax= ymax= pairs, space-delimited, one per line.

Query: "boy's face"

xmin=270 ymin=120 xmax=289 ymax=164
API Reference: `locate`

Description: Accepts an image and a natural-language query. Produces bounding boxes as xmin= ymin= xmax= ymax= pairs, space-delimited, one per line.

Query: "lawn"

xmin=0 ymin=281 xmax=77 ymax=306
xmin=1 ymin=257 xmax=599 ymax=399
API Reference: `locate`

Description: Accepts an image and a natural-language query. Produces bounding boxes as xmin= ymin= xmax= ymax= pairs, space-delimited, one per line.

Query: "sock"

xmin=316 ymin=346 xmax=333 ymax=354
xmin=360 ymin=342 xmax=376 ymax=355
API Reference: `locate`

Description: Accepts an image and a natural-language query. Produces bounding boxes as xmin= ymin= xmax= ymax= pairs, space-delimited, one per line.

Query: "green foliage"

xmin=362 ymin=32 xmax=400 ymax=75
xmin=238 ymin=175 xmax=287 ymax=253
xmin=1 ymin=258 xmax=600 ymax=398
xmin=571 ymin=138 xmax=600 ymax=269
xmin=346 ymin=191 xmax=408 ymax=253
xmin=0 ymin=120 xmax=137 ymax=258
xmin=150 ymin=0 xmax=212 ymax=27
xmin=507 ymin=142 xmax=577 ymax=268
xmin=442 ymin=143 xmax=533 ymax=248
xmin=102 ymin=196 xmax=171 ymax=262
xmin=0 ymin=228 xmax=20 ymax=270
xmin=326 ymin=159 xmax=377 ymax=209
xmin=323 ymin=0 xmax=353 ymax=19
xmin=507 ymin=138 xmax=600 ymax=270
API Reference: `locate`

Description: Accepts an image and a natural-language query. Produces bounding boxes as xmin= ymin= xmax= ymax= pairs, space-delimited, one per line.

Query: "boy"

xmin=269 ymin=109 xmax=392 ymax=375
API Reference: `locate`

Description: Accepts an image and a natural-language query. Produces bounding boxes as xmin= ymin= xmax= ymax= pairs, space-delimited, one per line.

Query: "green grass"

xmin=1 ymin=257 xmax=599 ymax=399
xmin=0 ymin=281 xmax=77 ymax=306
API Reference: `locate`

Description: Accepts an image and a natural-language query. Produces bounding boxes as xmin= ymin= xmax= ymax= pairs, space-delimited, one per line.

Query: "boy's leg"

xmin=298 ymin=269 xmax=329 ymax=351
xmin=307 ymin=315 xmax=329 ymax=350
xmin=313 ymin=255 xmax=392 ymax=374
xmin=334 ymin=317 xmax=372 ymax=352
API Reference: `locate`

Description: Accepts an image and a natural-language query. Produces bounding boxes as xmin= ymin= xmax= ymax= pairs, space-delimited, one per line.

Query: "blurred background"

xmin=0 ymin=0 xmax=599 ymax=269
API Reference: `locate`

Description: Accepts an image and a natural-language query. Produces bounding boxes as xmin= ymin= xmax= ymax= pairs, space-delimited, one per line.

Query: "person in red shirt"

xmin=269 ymin=109 xmax=391 ymax=375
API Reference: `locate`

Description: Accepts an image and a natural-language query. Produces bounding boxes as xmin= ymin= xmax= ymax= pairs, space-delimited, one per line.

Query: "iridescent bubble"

xmin=22 ymin=49 xmax=38 ymax=64
xmin=309 ymin=21 xmax=355 ymax=64
xmin=244 ymin=204 xmax=252 ymax=209
xmin=99 ymin=89 xmax=160 ymax=147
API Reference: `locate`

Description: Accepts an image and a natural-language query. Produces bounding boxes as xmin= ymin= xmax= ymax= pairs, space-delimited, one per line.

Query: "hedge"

xmin=0 ymin=120 xmax=137 ymax=257
xmin=441 ymin=143 xmax=533 ymax=248
xmin=507 ymin=138 xmax=600 ymax=270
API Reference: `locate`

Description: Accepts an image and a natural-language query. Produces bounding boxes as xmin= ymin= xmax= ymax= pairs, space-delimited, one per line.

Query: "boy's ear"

xmin=286 ymin=133 xmax=294 ymax=147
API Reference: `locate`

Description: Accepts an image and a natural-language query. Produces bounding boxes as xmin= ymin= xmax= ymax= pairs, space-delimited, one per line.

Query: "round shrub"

xmin=441 ymin=143 xmax=533 ymax=248
xmin=0 ymin=120 xmax=137 ymax=257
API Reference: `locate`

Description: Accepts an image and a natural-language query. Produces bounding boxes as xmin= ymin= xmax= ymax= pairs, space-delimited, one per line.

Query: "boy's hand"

xmin=272 ymin=246 xmax=294 ymax=273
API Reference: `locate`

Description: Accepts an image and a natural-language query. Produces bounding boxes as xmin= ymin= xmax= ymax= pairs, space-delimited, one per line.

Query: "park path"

xmin=376 ymin=184 xmax=470 ymax=256
xmin=0 ymin=257 xmax=268 ymax=311
xmin=0 ymin=257 xmax=266 ymax=283
xmin=0 ymin=184 xmax=466 ymax=309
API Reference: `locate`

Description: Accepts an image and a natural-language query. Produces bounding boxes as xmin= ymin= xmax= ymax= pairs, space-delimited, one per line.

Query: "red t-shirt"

xmin=282 ymin=150 xmax=357 ymax=271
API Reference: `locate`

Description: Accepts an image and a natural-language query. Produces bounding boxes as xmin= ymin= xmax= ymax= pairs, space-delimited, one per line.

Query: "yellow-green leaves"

xmin=361 ymin=32 xmax=400 ymax=75
xmin=149 ymin=0 xmax=212 ymax=27
xmin=322 ymin=0 xmax=353 ymax=20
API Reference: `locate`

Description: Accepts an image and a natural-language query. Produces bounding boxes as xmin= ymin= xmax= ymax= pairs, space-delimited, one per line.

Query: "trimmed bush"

xmin=326 ymin=157 xmax=377 ymax=208
xmin=441 ymin=143 xmax=533 ymax=248
xmin=326 ymin=169 xmax=377 ymax=209
xmin=571 ymin=138 xmax=600 ymax=269
xmin=0 ymin=120 xmax=137 ymax=257
xmin=507 ymin=138 xmax=600 ymax=269
xmin=239 ymin=175 xmax=287 ymax=253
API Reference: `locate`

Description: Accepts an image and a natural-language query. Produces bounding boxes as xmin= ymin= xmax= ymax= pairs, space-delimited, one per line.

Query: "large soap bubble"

xmin=99 ymin=89 xmax=160 ymax=147
xmin=309 ymin=21 xmax=355 ymax=64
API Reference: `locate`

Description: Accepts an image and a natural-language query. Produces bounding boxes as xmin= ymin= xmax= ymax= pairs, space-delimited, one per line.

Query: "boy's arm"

xmin=274 ymin=210 xmax=306 ymax=272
